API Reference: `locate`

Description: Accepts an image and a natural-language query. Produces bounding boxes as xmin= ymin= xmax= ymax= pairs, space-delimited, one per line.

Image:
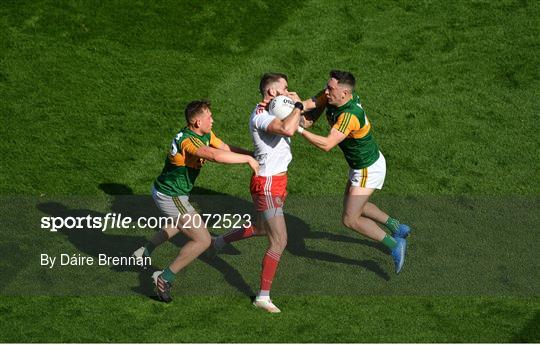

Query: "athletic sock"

xmin=385 ymin=217 xmax=400 ymax=234
xmin=223 ymin=225 xmax=255 ymax=244
xmin=260 ymin=249 xmax=281 ymax=293
xmin=381 ymin=234 xmax=397 ymax=250
xmin=161 ymin=267 xmax=176 ymax=283
xmin=257 ymin=290 xmax=270 ymax=300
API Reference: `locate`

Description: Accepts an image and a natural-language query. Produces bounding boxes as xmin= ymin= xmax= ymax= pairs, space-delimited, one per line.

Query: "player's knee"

xmin=269 ymin=235 xmax=287 ymax=252
xmin=276 ymin=237 xmax=287 ymax=251
xmin=197 ymin=232 xmax=212 ymax=249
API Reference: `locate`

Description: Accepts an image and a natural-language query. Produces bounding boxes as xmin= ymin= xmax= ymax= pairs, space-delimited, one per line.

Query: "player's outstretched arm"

xmin=218 ymin=142 xmax=253 ymax=156
xmin=194 ymin=146 xmax=259 ymax=175
xmin=298 ymin=128 xmax=346 ymax=152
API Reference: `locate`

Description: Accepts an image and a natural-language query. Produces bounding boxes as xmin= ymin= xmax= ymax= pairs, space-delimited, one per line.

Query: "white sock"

xmin=256 ymin=290 xmax=270 ymax=300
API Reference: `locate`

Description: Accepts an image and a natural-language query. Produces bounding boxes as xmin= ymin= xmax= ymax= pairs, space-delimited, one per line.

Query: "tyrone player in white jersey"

xmin=213 ymin=73 xmax=303 ymax=313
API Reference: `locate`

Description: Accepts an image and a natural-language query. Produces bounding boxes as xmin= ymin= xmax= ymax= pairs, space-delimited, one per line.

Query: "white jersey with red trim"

xmin=249 ymin=103 xmax=292 ymax=177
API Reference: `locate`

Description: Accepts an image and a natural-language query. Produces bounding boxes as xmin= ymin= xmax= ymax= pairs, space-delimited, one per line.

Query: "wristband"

xmin=294 ymin=102 xmax=304 ymax=111
xmin=297 ymin=126 xmax=304 ymax=134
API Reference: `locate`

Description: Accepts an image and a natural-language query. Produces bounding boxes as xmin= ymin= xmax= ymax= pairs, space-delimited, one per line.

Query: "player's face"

xmin=273 ymin=78 xmax=289 ymax=97
xmin=197 ymin=108 xmax=213 ymax=134
xmin=325 ymin=78 xmax=347 ymax=106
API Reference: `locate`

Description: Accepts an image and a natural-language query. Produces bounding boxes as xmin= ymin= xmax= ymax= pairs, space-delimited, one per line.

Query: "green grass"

xmin=0 ymin=0 xmax=539 ymax=342
xmin=1 ymin=296 xmax=538 ymax=342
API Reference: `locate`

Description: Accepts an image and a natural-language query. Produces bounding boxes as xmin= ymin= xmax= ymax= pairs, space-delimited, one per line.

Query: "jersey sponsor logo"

xmin=256 ymin=104 xmax=265 ymax=115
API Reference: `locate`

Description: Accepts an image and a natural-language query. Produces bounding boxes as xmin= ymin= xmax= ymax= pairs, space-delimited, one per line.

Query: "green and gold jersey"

xmin=314 ymin=91 xmax=380 ymax=169
xmin=154 ymin=128 xmax=224 ymax=196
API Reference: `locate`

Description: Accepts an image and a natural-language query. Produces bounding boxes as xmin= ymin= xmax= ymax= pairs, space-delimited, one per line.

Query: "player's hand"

xmin=286 ymin=91 xmax=301 ymax=103
xmin=247 ymin=157 xmax=260 ymax=176
xmin=300 ymin=115 xmax=314 ymax=129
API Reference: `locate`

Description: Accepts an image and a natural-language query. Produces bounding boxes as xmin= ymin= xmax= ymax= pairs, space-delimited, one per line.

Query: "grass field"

xmin=1 ymin=0 xmax=539 ymax=342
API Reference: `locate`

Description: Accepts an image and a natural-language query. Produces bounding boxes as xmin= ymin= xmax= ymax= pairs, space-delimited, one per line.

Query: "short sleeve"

xmin=332 ymin=112 xmax=360 ymax=136
xmin=252 ymin=112 xmax=275 ymax=131
xmin=181 ymin=137 xmax=205 ymax=155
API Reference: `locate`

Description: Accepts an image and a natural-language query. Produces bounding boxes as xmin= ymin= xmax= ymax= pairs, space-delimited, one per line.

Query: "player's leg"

xmin=168 ymin=217 xmax=212 ymax=273
xmin=147 ymin=194 xmax=211 ymax=302
xmin=362 ymin=202 xmax=410 ymax=238
xmin=361 ymin=202 xmax=387 ymax=223
xmin=253 ymin=209 xmax=287 ymax=313
xmin=342 ymin=183 xmax=407 ymax=273
xmin=347 ymin=152 xmax=411 ymax=239
xmin=212 ymin=217 xmax=266 ymax=250
xmin=342 ymin=184 xmax=384 ymax=241
xmin=153 ymin=209 xmax=211 ymax=302
xmin=253 ymin=174 xmax=288 ymax=313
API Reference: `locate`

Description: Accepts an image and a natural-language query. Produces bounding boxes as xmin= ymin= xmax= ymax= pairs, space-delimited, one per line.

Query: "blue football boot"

xmin=394 ymin=223 xmax=411 ymax=238
xmin=391 ymin=237 xmax=407 ymax=274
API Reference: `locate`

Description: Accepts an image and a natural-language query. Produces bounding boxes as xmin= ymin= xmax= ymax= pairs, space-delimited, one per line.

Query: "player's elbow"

xmin=321 ymin=144 xmax=332 ymax=152
xmin=276 ymin=124 xmax=295 ymax=137
xmin=208 ymin=151 xmax=222 ymax=163
xmin=282 ymin=128 xmax=296 ymax=137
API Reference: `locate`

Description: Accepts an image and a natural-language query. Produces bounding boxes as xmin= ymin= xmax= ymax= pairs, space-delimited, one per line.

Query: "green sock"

xmin=385 ymin=217 xmax=400 ymax=234
xmin=381 ymin=234 xmax=397 ymax=250
xmin=161 ymin=267 xmax=176 ymax=283
xmin=145 ymin=242 xmax=156 ymax=256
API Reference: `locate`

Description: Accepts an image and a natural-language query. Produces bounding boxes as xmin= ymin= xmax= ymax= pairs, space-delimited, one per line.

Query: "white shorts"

xmin=348 ymin=152 xmax=386 ymax=189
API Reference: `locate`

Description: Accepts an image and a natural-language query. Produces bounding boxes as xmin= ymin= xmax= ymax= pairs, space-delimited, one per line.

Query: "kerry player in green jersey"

xmin=298 ymin=70 xmax=410 ymax=273
xmin=133 ymin=99 xmax=258 ymax=302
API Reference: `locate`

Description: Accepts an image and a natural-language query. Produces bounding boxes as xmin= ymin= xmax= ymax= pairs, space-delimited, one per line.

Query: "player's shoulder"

xmin=173 ymin=127 xmax=190 ymax=143
xmin=341 ymin=99 xmax=365 ymax=118
xmin=250 ymin=103 xmax=271 ymax=125
xmin=175 ymin=128 xmax=207 ymax=145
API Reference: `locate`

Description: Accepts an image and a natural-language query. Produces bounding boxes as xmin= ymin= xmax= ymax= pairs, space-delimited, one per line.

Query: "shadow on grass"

xmin=36 ymin=183 xmax=390 ymax=298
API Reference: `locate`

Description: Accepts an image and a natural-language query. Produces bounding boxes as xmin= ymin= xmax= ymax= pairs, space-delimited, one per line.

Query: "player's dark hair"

xmin=185 ymin=99 xmax=211 ymax=124
xmin=259 ymin=72 xmax=288 ymax=96
xmin=330 ymin=70 xmax=356 ymax=89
